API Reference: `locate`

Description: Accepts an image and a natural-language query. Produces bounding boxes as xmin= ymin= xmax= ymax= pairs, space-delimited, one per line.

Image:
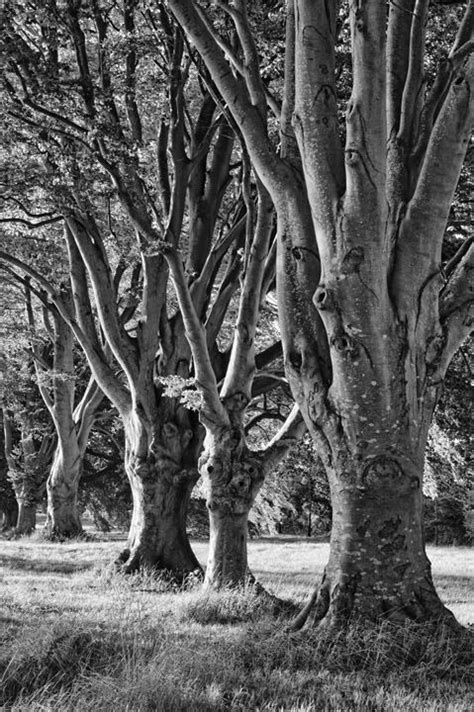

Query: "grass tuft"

xmin=176 ymin=583 xmax=272 ymax=625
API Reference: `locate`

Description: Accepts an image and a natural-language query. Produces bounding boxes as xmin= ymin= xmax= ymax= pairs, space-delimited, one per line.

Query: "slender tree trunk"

xmin=0 ymin=410 xmax=17 ymax=530
xmin=116 ymin=410 xmax=202 ymax=580
xmin=44 ymin=445 xmax=83 ymax=539
xmin=199 ymin=427 xmax=265 ymax=588
xmin=15 ymin=498 xmax=37 ymax=534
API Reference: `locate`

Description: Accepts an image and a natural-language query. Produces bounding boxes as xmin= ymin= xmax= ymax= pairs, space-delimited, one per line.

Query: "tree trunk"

xmin=206 ymin=509 xmax=251 ymax=588
xmin=199 ymin=426 xmax=265 ymax=588
xmin=117 ymin=411 xmax=202 ymax=581
xmin=294 ymin=428 xmax=457 ymax=629
xmin=1 ymin=500 xmax=18 ymax=530
xmin=44 ymin=446 xmax=83 ymax=539
xmin=15 ymin=499 xmax=36 ymax=534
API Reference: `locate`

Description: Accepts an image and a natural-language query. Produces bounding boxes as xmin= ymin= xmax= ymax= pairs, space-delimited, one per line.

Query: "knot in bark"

xmin=345 ymin=149 xmax=361 ymax=166
xmin=230 ymin=471 xmax=252 ymax=498
xmin=161 ymin=421 xmax=179 ymax=443
xmin=330 ymin=333 xmax=358 ymax=357
xmin=307 ymin=382 xmax=326 ymax=423
xmin=313 ymin=285 xmax=333 ymax=310
xmin=362 ymin=456 xmax=403 ymax=488
xmin=287 ymin=350 xmax=303 ymax=373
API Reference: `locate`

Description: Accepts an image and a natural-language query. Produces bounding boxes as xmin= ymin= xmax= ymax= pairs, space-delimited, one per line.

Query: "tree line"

xmin=0 ymin=0 xmax=472 ymax=631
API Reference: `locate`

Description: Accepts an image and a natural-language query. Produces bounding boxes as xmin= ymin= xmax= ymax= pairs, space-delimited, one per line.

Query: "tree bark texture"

xmin=44 ymin=444 xmax=83 ymax=539
xmin=199 ymin=421 xmax=265 ymax=588
xmin=117 ymin=407 xmax=203 ymax=580
xmin=294 ymin=427 xmax=453 ymax=628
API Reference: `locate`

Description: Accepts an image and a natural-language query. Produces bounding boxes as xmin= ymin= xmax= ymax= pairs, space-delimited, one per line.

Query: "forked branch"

xmin=163 ymin=244 xmax=229 ymax=428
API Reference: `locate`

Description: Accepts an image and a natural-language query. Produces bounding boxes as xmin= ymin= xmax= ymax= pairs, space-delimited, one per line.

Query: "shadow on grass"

xmin=0 ymin=554 xmax=94 ymax=575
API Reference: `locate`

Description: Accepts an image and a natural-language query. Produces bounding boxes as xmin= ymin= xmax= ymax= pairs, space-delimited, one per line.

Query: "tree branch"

xmin=436 ymin=240 xmax=474 ymax=375
xmin=403 ymin=55 xmax=473 ymax=270
xmin=163 ymin=244 xmax=229 ymax=428
xmin=221 ymin=183 xmax=274 ymax=401
xmin=397 ymin=0 xmax=429 ymax=145
xmin=124 ymin=0 xmax=143 ymax=144
xmin=167 ymin=0 xmax=283 ymax=191
xmin=66 ymin=215 xmax=139 ymax=387
xmin=345 ymin=0 xmax=387 ymax=222
xmin=387 ymin=0 xmax=416 ymax=135
xmin=293 ymin=0 xmax=344 ymax=223
xmin=261 ymin=404 xmax=306 ymax=475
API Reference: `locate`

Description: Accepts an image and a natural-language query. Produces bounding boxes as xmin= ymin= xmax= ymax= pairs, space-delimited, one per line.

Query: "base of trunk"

xmin=116 ymin=468 xmax=203 ymax=583
xmin=14 ymin=502 xmax=36 ymax=535
xmin=293 ymin=571 xmax=458 ymax=632
xmin=291 ymin=451 xmax=460 ymax=631
xmin=115 ymin=545 xmax=203 ymax=584
xmin=43 ymin=515 xmax=83 ymax=541
xmin=205 ymin=510 xmax=250 ymax=589
xmin=45 ymin=470 xmax=83 ymax=540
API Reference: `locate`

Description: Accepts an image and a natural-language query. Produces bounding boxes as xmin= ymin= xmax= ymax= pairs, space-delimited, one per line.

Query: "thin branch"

xmin=0 ymin=216 xmax=63 ymax=229
xmin=437 ymin=241 xmax=474 ymax=377
xmin=261 ymin=404 xmax=306 ymax=474
xmin=397 ymin=0 xmax=429 ymax=144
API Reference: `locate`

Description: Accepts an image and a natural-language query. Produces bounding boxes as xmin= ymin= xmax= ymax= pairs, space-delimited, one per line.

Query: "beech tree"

xmin=167 ymin=0 xmax=473 ymax=625
xmin=1 ymin=1 xmax=204 ymax=572
xmin=22 ymin=281 xmax=104 ymax=539
xmin=164 ymin=180 xmax=305 ymax=587
xmin=1 ymin=1 xmax=296 ymax=578
xmin=0 ymin=217 xmax=106 ymax=538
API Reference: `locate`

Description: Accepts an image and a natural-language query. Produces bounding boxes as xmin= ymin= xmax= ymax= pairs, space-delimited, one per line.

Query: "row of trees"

xmin=1 ymin=0 xmax=472 ymax=630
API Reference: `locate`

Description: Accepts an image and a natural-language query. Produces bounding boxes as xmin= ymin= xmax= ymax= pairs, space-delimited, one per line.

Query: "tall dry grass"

xmin=0 ymin=535 xmax=472 ymax=711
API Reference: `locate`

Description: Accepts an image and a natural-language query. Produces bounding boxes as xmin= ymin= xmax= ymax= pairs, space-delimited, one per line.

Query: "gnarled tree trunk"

xmin=117 ymin=409 xmax=202 ymax=580
xmin=294 ymin=425 xmax=452 ymax=628
xmin=44 ymin=444 xmax=83 ymax=539
xmin=199 ymin=425 xmax=265 ymax=588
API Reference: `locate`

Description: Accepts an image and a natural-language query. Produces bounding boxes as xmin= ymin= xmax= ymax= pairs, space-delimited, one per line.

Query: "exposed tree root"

xmin=291 ymin=576 xmax=462 ymax=633
xmin=246 ymin=571 xmax=299 ymax=617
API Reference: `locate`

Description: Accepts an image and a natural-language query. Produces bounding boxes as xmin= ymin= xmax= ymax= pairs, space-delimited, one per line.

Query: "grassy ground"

xmin=0 ymin=535 xmax=472 ymax=711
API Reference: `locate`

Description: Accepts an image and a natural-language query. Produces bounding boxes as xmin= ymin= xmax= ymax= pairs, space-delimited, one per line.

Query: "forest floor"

xmin=0 ymin=534 xmax=472 ymax=711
